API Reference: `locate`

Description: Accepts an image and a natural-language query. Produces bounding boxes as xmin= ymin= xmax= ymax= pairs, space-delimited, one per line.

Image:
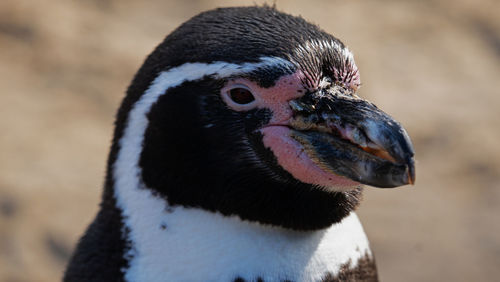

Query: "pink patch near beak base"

xmin=261 ymin=126 xmax=361 ymax=191
xmin=222 ymin=72 xmax=360 ymax=191
xmin=255 ymin=72 xmax=360 ymax=191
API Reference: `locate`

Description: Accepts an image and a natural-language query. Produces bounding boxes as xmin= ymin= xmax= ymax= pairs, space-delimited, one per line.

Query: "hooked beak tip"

xmin=406 ymin=159 xmax=416 ymax=186
xmin=408 ymin=172 xmax=415 ymax=185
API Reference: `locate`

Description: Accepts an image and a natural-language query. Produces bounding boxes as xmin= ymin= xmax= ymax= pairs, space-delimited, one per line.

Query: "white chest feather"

xmin=115 ymin=183 xmax=371 ymax=282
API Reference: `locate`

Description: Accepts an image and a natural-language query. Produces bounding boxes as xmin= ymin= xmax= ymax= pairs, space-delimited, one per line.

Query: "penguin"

xmin=64 ymin=6 xmax=415 ymax=282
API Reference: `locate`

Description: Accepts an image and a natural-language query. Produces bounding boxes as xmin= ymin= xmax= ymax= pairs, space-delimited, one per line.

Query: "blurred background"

xmin=1 ymin=0 xmax=499 ymax=281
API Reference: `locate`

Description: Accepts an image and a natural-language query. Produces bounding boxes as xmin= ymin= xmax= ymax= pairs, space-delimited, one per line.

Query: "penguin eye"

xmin=221 ymin=83 xmax=258 ymax=111
xmin=229 ymin=88 xmax=255 ymax=104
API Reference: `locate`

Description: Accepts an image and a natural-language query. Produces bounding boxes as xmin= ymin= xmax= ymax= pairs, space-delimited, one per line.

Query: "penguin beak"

xmin=287 ymin=86 xmax=415 ymax=188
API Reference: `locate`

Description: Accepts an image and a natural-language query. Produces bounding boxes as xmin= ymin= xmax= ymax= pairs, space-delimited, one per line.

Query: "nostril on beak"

xmin=289 ymin=99 xmax=315 ymax=113
xmin=352 ymin=129 xmax=368 ymax=148
xmin=289 ymin=100 xmax=302 ymax=112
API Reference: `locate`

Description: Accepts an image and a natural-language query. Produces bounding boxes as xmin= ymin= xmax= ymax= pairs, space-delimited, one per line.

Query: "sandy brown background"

xmin=1 ymin=0 xmax=499 ymax=281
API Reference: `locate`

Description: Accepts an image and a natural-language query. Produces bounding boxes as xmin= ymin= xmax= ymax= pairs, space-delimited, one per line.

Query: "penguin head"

xmin=115 ymin=6 xmax=415 ymax=230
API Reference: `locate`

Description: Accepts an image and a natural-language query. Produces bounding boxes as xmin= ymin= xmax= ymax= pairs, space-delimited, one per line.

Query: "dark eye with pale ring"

xmin=229 ymin=88 xmax=255 ymax=104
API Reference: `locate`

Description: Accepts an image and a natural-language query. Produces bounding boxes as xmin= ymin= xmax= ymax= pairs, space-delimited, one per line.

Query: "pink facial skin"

xmin=221 ymin=72 xmax=360 ymax=192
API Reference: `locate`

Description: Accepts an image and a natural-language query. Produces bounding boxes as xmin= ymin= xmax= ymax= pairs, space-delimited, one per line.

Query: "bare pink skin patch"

xmin=221 ymin=72 xmax=360 ymax=192
xmin=260 ymin=126 xmax=359 ymax=191
xmin=221 ymin=73 xmax=304 ymax=122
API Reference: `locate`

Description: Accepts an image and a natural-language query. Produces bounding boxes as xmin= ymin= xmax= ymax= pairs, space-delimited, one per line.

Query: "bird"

xmin=64 ymin=6 xmax=415 ymax=282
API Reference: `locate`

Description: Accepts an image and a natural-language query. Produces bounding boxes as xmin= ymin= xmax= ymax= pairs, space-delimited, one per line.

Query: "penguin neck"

xmin=111 ymin=176 xmax=373 ymax=282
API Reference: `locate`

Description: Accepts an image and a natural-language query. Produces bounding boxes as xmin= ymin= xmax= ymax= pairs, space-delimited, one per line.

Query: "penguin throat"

xmin=114 ymin=183 xmax=372 ymax=282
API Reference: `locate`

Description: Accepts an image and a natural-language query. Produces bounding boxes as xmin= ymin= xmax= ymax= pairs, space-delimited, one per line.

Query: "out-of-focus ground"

xmin=1 ymin=0 xmax=499 ymax=281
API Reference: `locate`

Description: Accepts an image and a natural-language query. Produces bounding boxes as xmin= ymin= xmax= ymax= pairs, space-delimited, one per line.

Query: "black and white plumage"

xmin=64 ymin=6 xmax=415 ymax=282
